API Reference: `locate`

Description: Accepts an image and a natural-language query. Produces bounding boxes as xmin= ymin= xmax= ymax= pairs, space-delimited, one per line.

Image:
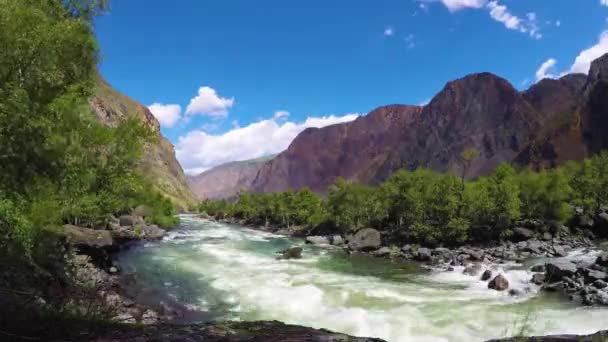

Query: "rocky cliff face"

xmin=252 ymin=105 xmax=422 ymax=193
xmin=90 ymin=77 xmax=194 ymax=209
xmin=189 ymin=156 xmax=274 ymax=199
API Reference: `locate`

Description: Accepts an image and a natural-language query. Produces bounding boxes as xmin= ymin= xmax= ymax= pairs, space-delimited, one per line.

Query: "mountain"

xmin=193 ymin=53 xmax=608 ymax=196
xmin=90 ymin=77 xmax=194 ymax=209
xmin=189 ymin=156 xmax=274 ymax=199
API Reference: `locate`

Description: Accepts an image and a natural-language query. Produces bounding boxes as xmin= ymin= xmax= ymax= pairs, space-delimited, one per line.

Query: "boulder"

xmin=331 ymin=235 xmax=344 ymax=246
xmin=509 ymin=289 xmax=522 ymax=297
xmin=63 ymin=225 xmax=114 ymax=249
xmin=594 ymin=280 xmax=608 ymax=289
xmin=545 ymin=261 xmax=577 ymax=282
xmin=586 ymin=269 xmax=608 ymax=282
xmin=306 ymin=236 xmax=330 ymax=245
xmin=481 ymin=270 xmax=493 ymax=281
xmin=281 ymin=246 xmax=303 ymax=260
xmin=488 ymin=274 xmax=509 ymax=291
xmin=348 ymin=228 xmax=381 ymax=251
xmin=142 ymin=225 xmax=166 ymax=240
xmin=373 ymin=247 xmax=391 ymax=257
xmin=542 ymin=232 xmax=553 ymax=241
xmin=552 ymin=245 xmax=567 ymax=257
xmin=577 ymin=214 xmax=595 ymax=229
xmin=513 ymin=227 xmax=535 ymax=241
xmin=119 ymin=215 xmax=136 ymax=227
xmin=463 ymin=263 xmax=482 ymax=276
xmin=531 ymin=273 xmax=546 ymax=285
xmin=133 ymin=205 xmax=153 ymax=219
xmin=531 ymin=264 xmax=545 ymax=273
xmin=597 ymin=253 xmax=608 ymax=267
xmin=416 ymin=248 xmax=432 ymax=262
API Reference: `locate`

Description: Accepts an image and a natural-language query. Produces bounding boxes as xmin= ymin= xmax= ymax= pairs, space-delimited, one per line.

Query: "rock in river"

xmin=306 ymin=236 xmax=331 ymax=245
xmin=545 ymin=261 xmax=577 ymax=282
xmin=348 ymin=228 xmax=381 ymax=251
xmin=280 ymin=246 xmax=303 ymax=260
xmin=488 ymin=274 xmax=509 ymax=291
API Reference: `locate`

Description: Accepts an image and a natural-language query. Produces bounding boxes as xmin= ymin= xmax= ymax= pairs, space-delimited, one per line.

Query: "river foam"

xmin=121 ymin=215 xmax=608 ymax=342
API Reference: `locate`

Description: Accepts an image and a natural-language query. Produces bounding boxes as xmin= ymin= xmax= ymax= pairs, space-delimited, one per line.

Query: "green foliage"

xmin=198 ymin=156 xmax=608 ymax=247
xmin=0 ymin=0 xmax=179 ymax=267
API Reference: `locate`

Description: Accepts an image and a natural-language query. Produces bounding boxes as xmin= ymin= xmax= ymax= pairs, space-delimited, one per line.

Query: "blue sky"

xmin=95 ymin=0 xmax=608 ymax=174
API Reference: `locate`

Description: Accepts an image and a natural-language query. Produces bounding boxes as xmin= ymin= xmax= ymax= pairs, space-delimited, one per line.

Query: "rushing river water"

xmin=117 ymin=215 xmax=608 ymax=342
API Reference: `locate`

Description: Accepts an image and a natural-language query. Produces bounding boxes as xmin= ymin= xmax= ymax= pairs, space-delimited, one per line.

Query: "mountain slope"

xmin=194 ymin=54 xmax=608 ymax=196
xmin=252 ymin=105 xmax=422 ymax=193
xmin=90 ymin=77 xmax=194 ymax=209
xmin=189 ymin=156 xmax=274 ymax=199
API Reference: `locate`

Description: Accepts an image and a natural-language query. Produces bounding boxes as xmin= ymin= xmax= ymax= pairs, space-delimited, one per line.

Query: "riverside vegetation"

xmin=0 ymin=0 xmax=180 ymax=338
xmin=197 ymin=151 xmax=608 ymax=247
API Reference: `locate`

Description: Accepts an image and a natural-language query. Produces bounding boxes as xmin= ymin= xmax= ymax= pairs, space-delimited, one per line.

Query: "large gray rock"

xmin=63 ymin=225 xmax=114 ymax=248
xmin=513 ymin=227 xmax=535 ymax=241
xmin=281 ymin=246 xmax=303 ymax=260
xmin=416 ymin=247 xmax=432 ymax=262
xmin=488 ymin=274 xmax=509 ymax=291
xmin=597 ymin=253 xmax=608 ymax=267
xmin=331 ymin=235 xmax=344 ymax=246
xmin=481 ymin=269 xmax=493 ymax=281
xmin=373 ymin=247 xmax=392 ymax=257
xmin=348 ymin=228 xmax=382 ymax=251
xmin=545 ymin=261 xmax=578 ymax=282
xmin=531 ymin=273 xmax=546 ymax=285
xmin=142 ymin=225 xmax=166 ymax=240
xmin=463 ymin=263 xmax=482 ymax=276
xmin=306 ymin=236 xmax=331 ymax=245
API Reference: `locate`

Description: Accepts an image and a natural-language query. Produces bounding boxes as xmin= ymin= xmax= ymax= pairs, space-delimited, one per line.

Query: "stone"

xmin=109 ymin=266 xmax=119 ymax=274
xmin=532 ymin=273 xmax=546 ymax=285
xmin=481 ymin=269 xmax=493 ymax=281
xmin=597 ymin=253 xmax=608 ymax=267
xmin=143 ymin=225 xmax=166 ymax=240
xmin=552 ymin=245 xmax=567 ymax=257
xmin=281 ymin=246 xmax=303 ymax=260
xmin=542 ymin=232 xmax=553 ymax=241
xmin=488 ymin=274 xmax=509 ymax=291
xmin=531 ymin=264 xmax=545 ymax=273
xmin=543 ymin=282 xmax=563 ymax=292
xmin=416 ymin=248 xmax=432 ymax=262
xmin=587 ymin=269 xmax=608 ymax=282
xmin=463 ymin=263 xmax=482 ymax=276
xmin=348 ymin=228 xmax=381 ymax=251
xmin=331 ymin=235 xmax=344 ymax=246
xmin=306 ymin=236 xmax=331 ymax=245
xmin=119 ymin=215 xmax=136 ymax=227
xmin=401 ymin=244 xmax=412 ymax=253
xmin=509 ymin=289 xmax=522 ymax=296
xmin=373 ymin=247 xmax=392 ymax=257
xmin=577 ymin=214 xmax=595 ymax=229
xmin=513 ymin=227 xmax=535 ymax=241
xmin=545 ymin=261 xmax=578 ymax=282
xmin=593 ymin=280 xmax=608 ymax=289
xmin=63 ymin=225 xmax=114 ymax=249
xmin=133 ymin=205 xmax=153 ymax=219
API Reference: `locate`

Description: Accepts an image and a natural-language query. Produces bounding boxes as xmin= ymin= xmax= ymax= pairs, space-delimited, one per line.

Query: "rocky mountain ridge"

xmin=189 ymin=53 xmax=608 ymax=197
xmin=91 ymin=77 xmax=194 ymax=208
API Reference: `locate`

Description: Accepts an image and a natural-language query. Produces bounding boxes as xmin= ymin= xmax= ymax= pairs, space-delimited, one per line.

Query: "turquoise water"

xmin=117 ymin=215 xmax=608 ymax=342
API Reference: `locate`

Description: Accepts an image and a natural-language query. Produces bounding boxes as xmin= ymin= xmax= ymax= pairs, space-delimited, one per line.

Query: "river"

xmin=116 ymin=215 xmax=608 ymax=342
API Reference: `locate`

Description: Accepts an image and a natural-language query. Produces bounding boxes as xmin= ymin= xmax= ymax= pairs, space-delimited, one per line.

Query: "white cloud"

xmin=148 ymin=103 xmax=181 ymax=128
xmin=535 ymin=58 xmax=557 ymax=81
xmin=185 ymin=86 xmax=234 ymax=117
xmin=273 ymin=110 xmax=290 ymax=119
xmin=439 ymin=0 xmax=487 ymax=11
xmin=555 ymin=20 xmax=561 ymax=27
xmin=486 ymin=1 xmax=541 ymax=39
xmin=420 ymin=0 xmax=540 ymax=39
xmin=405 ymin=34 xmax=416 ymax=49
xmin=602 ymin=0 xmax=608 ymax=6
xmin=568 ymin=30 xmax=608 ymax=74
xmin=384 ymin=27 xmax=395 ymax=37
xmin=532 ymin=30 xmax=608 ymax=82
xmin=176 ymin=113 xmax=359 ymax=174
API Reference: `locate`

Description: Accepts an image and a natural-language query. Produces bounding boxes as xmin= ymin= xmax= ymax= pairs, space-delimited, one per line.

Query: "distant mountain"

xmin=189 ymin=155 xmax=275 ymax=199
xmin=91 ymin=77 xmax=194 ymax=209
xmin=193 ymin=53 xmax=608 ymax=196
